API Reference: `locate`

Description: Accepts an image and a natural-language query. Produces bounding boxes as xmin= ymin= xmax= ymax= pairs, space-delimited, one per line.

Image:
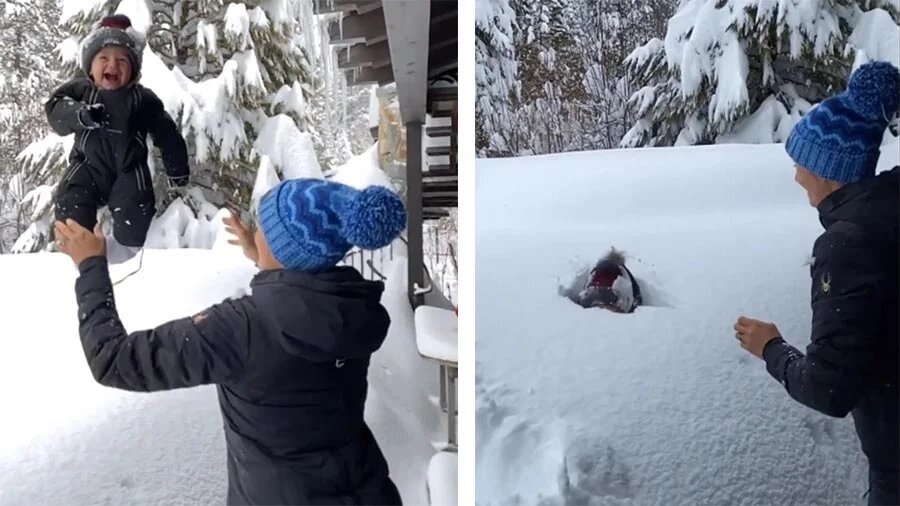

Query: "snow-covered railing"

xmin=342 ymin=236 xmax=457 ymax=306
xmin=415 ymin=305 xmax=458 ymax=451
xmin=340 ymin=235 xmax=406 ymax=281
xmin=341 ymin=245 xmax=393 ymax=281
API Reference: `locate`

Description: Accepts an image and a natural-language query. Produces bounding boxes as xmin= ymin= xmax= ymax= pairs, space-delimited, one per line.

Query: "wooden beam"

xmin=422 ymin=179 xmax=457 ymax=189
xmin=423 ymin=200 xmax=458 ymax=208
xmin=338 ymin=40 xmax=391 ymax=69
xmin=423 ymin=175 xmax=457 ymax=184
xmin=422 ymin=165 xmax=456 ymax=176
xmin=428 ymin=86 xmax=457 ymax=101
xmin=355 ymin=0 xmax=383 ymax=14
xmin=328 ymin=8 xmax=386 ymax=45
xmin=430 ymin=101 xmax=456 ymax=113
xmin=423 ymin=190 xmax=457 ymax=198
xmin=346 ymin=65 xmax=394 ymax=86
xmin=426 ymin=125 xmax=454 ymax=137
xmin=423 ymin=197 xmax=458 ymax=205
xmin=407 ymin=122 xmax=425 ymax=306
xmin=423 ymin=187 xmax=458 ymax=196
xmin=315 ymin=0 xmax=370 ymax=14
xmin=428 ymin=43 xmax=457 ymax=78
xmin=383 ymin=0 xmax=431 ymax=123
xmin=429 ymin=0 xmax=457 ymax=25
xmin=426 ymin=145 xmax=452 ymax=157
xmin=428 ymin=12 xmax=457 ymax=51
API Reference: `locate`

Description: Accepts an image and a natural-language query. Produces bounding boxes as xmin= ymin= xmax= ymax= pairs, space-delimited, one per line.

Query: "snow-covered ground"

xmin=0 ymin=245 xmax=442 ymax=504
xmin=475 ymin=141 xmax=899 ymax=505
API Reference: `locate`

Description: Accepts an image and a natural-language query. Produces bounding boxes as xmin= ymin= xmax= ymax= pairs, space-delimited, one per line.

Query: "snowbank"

xmin=254 ymin=114 xmax=323 ymax=180
xmin=0 ymin=250 xmax=439 ymax=505
xmin=366 ymin=258 xmax=445 ymax=504
xmin=476 ymin=143 xmax=898 ymax=505
xmin=849 ymin=9 xmax=900 ymax=70
xmin=330 ymin=143 xmax=393 ymax=190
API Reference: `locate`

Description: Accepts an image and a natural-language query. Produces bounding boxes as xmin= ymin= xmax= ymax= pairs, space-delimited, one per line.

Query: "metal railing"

xmin=341 ymin=238 xmax=458 ymax=450
xmin=341 ymin=237 xmax=456 ymax=306
xmin=341 ymin=245 xmax=393 ymax=281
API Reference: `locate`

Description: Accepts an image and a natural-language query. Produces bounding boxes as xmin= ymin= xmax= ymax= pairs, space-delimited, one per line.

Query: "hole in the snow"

xmin=558 ymin=248 xmax=675 ymax=311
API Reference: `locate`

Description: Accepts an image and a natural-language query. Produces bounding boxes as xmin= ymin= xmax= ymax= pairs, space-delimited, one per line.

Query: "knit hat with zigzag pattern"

xmin=785 ymin=61 xmax=899 ymax=184
xmin=258 ymin=178 xmax=407 ymax=272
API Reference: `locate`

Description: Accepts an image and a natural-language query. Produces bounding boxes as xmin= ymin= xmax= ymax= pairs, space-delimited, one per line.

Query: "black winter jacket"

xmin=46 ymin=77 xmax=189 ymax=193
xmin=74 ymin=257 xmax=402 ymax=505
xmin=764 ymin=167 xmax=898 ymax=473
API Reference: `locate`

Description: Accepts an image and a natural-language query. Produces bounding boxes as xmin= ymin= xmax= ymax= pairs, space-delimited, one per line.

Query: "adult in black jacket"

xmin=54 ymin=178 xmax=407 ymax=505
xmin=48 ymin=15 xmax=188 ymax=259
xmin=735 ymin=61 xmax=899 ymax=505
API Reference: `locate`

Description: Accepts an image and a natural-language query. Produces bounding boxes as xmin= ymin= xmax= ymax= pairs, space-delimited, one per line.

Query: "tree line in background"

xmin=476 ymin=0 xmax=899 ymax=157
xmin=0 ymin=0 xmax=62 ymax=252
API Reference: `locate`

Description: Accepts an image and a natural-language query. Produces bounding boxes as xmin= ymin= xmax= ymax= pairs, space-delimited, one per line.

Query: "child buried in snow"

xmin=577 ymin=248 xmax=642 ymax=313
xmin=53 ymin=178 xmax=407 ymax=505
xmin=47 ymin=14 xmax=189 ymax=263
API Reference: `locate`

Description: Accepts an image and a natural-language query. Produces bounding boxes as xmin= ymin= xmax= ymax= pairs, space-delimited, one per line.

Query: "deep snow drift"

xmin=476 ymin=141 xmax=899 ymax=506
xmin=0 ymin=245 xmax=442 ymax=505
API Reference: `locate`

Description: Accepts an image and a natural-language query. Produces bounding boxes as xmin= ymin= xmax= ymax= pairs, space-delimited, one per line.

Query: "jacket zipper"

xmin=65 ymin=161 xmax=85 ymax=182
xmin=137 ymin=163 xmax=145 ymax=192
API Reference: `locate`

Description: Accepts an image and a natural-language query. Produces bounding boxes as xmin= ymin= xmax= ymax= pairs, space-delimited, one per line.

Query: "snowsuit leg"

xmin=107 ymin=165 xmax=155 ymax=247
xmin=54 ymin=162 xmax=100 ymax=231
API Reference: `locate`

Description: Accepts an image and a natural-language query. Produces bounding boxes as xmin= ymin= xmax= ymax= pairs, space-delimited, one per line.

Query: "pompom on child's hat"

xmin=785 ymin=61 xmax=900 ymax=184
xmin=258 ymin=178 xmax=407 ymax=272
xmin=81 ymin=14 xmax=145 ymax=81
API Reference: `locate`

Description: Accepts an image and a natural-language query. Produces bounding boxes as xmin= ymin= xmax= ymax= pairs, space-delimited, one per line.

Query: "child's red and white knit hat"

xmin=81 ymin=14 xmax=146 ymax=81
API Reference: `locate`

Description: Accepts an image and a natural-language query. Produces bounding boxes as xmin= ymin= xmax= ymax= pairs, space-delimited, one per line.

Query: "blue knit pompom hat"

xmin=258 ymin=179 xmax=407 ymax=272
xmin=785 ymin=61 xmax=900 ymax=184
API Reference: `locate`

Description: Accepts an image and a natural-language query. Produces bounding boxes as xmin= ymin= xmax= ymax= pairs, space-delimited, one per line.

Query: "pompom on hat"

xmin=785 ymin=61 xmax=900 ymax=184
xmin=258 ymin=178 xmax=407 ymax=272
xmin=81 ymin=14 xmax=145 ymax=82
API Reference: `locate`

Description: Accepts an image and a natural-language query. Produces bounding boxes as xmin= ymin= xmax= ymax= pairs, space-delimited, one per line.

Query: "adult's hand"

xmin=734 ymin=316 xmax=781 ymax=359
xmin=223 ymin=209 xmax=259 ymax=264
xmin=55 ymin=219 xmax=106 ymax=267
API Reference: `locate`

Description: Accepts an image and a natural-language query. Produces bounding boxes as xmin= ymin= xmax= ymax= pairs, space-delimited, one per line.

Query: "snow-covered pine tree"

xmin=475 ymin=0 xmax=518 ymax=156
xmin=576 ymin=0 xmax=674 ymax=149
xmin=621 ymin=0 xmax=900 ymax=148
xmin=0 ymin=0 xmax=62 ymax=252
xmin=505 ymin=0 xmax=588 ymax=154
xmin=12 ymin=0 xmax=344 ymax=252
xmin=138 ymin=0 xmax=320 ymax=204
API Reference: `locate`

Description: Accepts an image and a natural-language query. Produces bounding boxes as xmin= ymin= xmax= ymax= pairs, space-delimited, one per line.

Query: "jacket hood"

xmin=818 ymin=166 xmax=899 ymax=241
xmin=250 ymin=266 xmax=390 ymax=362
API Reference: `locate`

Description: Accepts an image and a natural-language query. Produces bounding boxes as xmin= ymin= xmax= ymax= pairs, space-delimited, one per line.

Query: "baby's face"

xmin=90 ymin=47 xmax=133 ymax=90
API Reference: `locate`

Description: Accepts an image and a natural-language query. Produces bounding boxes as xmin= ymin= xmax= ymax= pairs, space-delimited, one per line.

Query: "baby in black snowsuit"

xmin=47 ymin=14 xmax=188 ymax=260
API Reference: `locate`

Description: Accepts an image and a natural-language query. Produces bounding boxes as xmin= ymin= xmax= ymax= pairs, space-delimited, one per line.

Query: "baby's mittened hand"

xmin=78 ymin=103 xmax=108 ymax=130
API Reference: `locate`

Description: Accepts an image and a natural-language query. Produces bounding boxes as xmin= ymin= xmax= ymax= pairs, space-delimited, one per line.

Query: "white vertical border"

xmin=456 ymin=0 xmax=476 ymax=504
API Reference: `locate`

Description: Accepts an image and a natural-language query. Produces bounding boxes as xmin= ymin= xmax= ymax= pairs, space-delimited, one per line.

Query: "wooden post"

xmin=407 ymin=121 xmax=425 ymax=307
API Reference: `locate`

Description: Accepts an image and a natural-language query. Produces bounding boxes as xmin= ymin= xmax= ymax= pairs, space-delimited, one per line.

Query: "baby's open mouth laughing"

xmin=103 ymin=72 xmax=120 ymax=82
